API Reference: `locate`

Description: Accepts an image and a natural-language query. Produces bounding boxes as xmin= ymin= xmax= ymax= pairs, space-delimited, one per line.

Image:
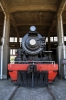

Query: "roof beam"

xmin=57 ymin=0 xmax=66 ymax=16
xmin=0 ymin=0 xmax=19 ymax=41
xmin=10 ymin=5 xmax=57 ymax=13
xmin=16 ymin=23 xmax=50 ymax=26
xmin=0 ymin=21 xmax=66 ymax=26
xmin=0 ymin=0 xmax=9 ymax=15
xmin=10 ymin=14 xmax=19 ymax=35
xmin=0 ymin=24 xmax=3 ymax=26
xmin=0 ymin=22 xmax=3 ymax=26
xmin=48 ymin=0 xmax=66 ymax=36
xmin=10 ymin=14 xmax=19 ymax=47
xmin=47 ymin=15 xmax=56 ymax=35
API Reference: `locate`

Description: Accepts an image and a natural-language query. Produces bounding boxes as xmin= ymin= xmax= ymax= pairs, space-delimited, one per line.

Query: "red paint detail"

xmin=9 ymin=71 xmax=17 ymax=80
xmin=8 ymin=64 xmax=28 ymax=71
xmin=8 ymin=64 xmax=58 ymax=82
xmin=48 ymin=71 xmax=57 ymax=82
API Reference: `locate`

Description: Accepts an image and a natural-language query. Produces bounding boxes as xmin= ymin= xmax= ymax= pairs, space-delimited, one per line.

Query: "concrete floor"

xmin=12 ymin=87 xmax=53 ymax=100
xmin=49 ymin=79 xmax=66 ymax=100
xmin=0 ymin=79 xmax=14 ymax=100
xmin=11 ymin=79 xmax=66 ymax=100
xmin=0 ymin=78 xmax=66 ymax=100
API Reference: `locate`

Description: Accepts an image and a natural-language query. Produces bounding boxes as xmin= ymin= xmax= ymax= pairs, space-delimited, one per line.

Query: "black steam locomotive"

xmin=8 ymin=26 xmax=58 ymax=87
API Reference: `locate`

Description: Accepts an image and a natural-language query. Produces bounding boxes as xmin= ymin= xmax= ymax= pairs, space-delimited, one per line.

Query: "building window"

xmin=10 ymin=37 xmax=14 ymax=42
xmin=10 ymin=37 xmax=17 ymax=42
xmin=50 ymin=37 xmax=53 ymax=42
xmin=46 ymin=37 xmax=48 ymax=42
xmin=19 ymin=38 xmax=22 ymax=42
xmin=15 ymin=37 xmax=17 ymax=42
xmin=10 ymin=49 xmax=17 ymax=55
xmin=64 ymin=36 xmax=66 ymax=41
xmin=54 ymin=37 xmax=58 ymax=42
xmin=10 ymin=49 xmax=12 ymax=55
xmin=13 ymin=49 xmax=16 ymax=55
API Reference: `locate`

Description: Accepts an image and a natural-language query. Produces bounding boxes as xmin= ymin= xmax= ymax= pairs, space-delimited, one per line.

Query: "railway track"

xmin=46 ymin=85 xmax=57 ymax=100
xmin=10 ymin=79 xmax=66 ymax=100
xmin=1 ymin=79 xmax=66 ymax=100
xmin=8 ymin=86 xmax=57 ymax=100
xmin=3 ymin=86 xmax=19 ymax=100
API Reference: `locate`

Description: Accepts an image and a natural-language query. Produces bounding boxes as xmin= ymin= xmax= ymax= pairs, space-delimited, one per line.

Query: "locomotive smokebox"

xmin=22 ymin=26 xmax=46 ymax=55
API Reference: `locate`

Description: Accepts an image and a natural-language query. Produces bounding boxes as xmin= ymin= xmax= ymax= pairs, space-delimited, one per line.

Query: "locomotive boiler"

xmin=8 ymin=26 xmax=58 ymax=87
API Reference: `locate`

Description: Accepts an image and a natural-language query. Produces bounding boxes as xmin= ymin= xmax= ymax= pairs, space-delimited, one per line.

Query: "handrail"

xmin=10 ymin=60 xmax=55 ymax=64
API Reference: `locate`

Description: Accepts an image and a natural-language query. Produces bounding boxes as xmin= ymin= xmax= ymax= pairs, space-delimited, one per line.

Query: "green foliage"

xmin=10 ymin=56 xmax=15 ymax=62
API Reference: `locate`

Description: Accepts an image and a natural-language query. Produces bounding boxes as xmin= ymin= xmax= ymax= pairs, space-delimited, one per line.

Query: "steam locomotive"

xmin=8 ymin=26 xmax=58 ymax=87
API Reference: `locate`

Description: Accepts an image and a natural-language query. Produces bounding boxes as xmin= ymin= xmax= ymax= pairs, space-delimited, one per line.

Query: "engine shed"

xmin=0 ymin=0 xmax=66 ymax=80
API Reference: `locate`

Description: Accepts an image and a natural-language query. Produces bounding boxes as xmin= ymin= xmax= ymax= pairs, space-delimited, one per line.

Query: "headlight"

xmin=30 ymin=39 xmax=36 ymax=45
xmin=30 ymin=26 xmax=36 ymax=31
